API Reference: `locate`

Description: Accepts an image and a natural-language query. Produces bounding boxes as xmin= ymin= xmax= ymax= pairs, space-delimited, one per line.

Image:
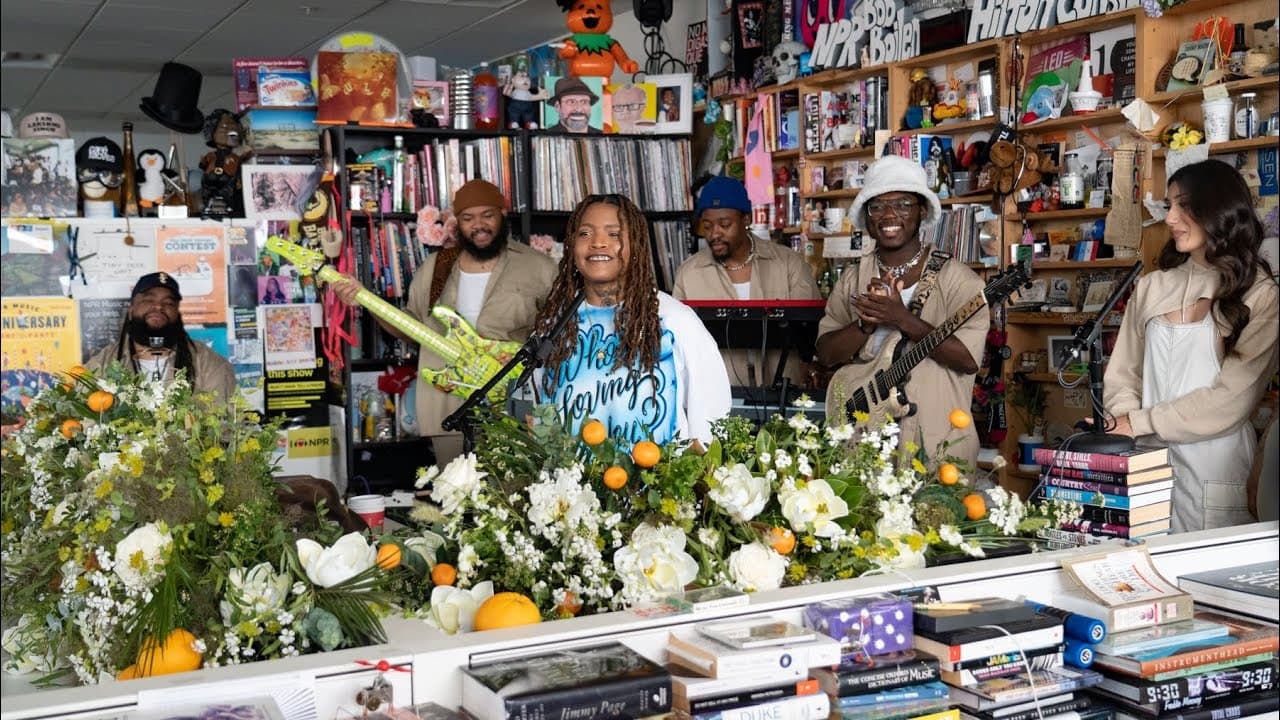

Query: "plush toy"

xmin=137 ymin=149 xmax=167 ymax=214
xmin=904 ymin=68 xmax=938 ymax=129
xmin=504 ymin=67 xmax=550 ymax=129
xmin=199 ymin=109 xmax=253 ymax=218
xmin=555 ymin=0 xmax=639 ymax=78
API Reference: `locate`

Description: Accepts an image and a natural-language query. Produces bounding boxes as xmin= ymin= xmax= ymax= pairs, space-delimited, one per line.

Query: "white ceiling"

xmin=1 ymin=0 xmax=631 ymax=131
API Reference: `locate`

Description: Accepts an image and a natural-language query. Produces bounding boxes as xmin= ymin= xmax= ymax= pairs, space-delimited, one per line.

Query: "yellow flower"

xmin=199 ymin=468 xmax=215 ymax=485
xmin=95 ymin=478 xmax=114 ymax=499
xmin=904 ymin=441 xmax=919 ymax=455
xmin=58 ymin=546 xmax=71 ymax=562
xmin=242 ymin=437 xmax=261 ymax=452
xmin=852 ymin=411 xmax=870 ymax=424
xmin=659 ymin=497 xmax=678 ymax=516
xmin=93 ymin=517 xmax=112 ymax=533
xmin=206 ymin=484 xmax=225 ymax=504
xmin=218 ymin=512 xmax=235 ymax=528
xmin=906 ymin=534 xmax=925 ymax=552
xmin=0 ymin=518 xmax=12 ymax=534
xmin=911 ymin=458 xmax=926 ymax=475
xmin=201 ymin=447 xmax=225 ymax=464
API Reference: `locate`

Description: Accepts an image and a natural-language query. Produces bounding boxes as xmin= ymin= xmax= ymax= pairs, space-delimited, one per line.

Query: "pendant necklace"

xmin=875 ymin=244 xmax=927 ymax=280
xmin=719 ymin=239 xmax=755 ymax=273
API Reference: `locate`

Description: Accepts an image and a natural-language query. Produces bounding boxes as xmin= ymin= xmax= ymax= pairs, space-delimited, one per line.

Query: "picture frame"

xmin=647 ymin=73 xmax=694 ymax=135
xmin=1081 ymin=279 xmax=1116 ymax=312
xmin=241 ymin=164 xmax=319 ymax=221
xmin=1047 ymin=335 xmax=1078 ymax=371
xmin=541 ymin=75 xmax=605 ymax=133
xmin=603 ymin=81 xmax=657 ymax=135
xmin=411 ymin=80 xmax=449 ymax=126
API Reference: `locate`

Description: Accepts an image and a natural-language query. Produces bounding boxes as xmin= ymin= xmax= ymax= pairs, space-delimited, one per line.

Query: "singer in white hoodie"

xmin=1105 ymin=160 xmax=1279 ymax=533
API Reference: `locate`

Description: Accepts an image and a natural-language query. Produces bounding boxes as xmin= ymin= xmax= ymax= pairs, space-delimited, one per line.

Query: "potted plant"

xmin=1009 ymin=373 xmax=1049 ymax=471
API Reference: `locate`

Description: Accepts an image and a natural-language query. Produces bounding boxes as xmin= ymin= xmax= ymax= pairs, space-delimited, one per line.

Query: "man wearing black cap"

xmin=85 ymin=272 xmax=237 ymax=403
xmin=546 ymin=78 xmax=601 ymax=134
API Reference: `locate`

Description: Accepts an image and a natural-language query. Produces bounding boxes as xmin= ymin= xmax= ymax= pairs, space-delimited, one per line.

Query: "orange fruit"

xmin=631 ymin=440 xmax=661 ymax=468
xmin=133 ymin=629 xmax=202 ymax=678
xmin=768 ymin=527 xmax=796 ymax=555
xmin=376 ymin=543 xmax=401 ymax=570
xmin=116 ymin=663 xmax=141 ymax=680
xmin=556 ymin=590 xmax=583 ymax=617
xmin=581 ymin=419 xmax=607 ymax=446
xmin=60 ymin=418 xmax=82 ymax=439
xmin=431 ymin=562 xmax=457 ymax=587
xmin=962 ymin=493 xmax=987 ymax=521
xmin=603 ymin=466 xmax=628 ymax=490
xmin=473 ymin=592 xmax=543 ymax=631
xmin=948 ymin=408 xmax=972 ymax=430
xmin=87 ymin=390 xmax=115 ymax=413
xmin=62 ymin=365 xmax=88 ymax=390
xmin=938 ymin=463 xmax=960 ymax=486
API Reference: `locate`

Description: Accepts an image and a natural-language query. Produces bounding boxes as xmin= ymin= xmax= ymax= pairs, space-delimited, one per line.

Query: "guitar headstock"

xmin=265 ymin=236 xmax=325 ymax=277
xmin=984 ymin=261 xmax=1033 ymax=306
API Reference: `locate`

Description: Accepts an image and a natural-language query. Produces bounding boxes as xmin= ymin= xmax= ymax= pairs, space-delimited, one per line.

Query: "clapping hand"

xmin=853 ymin=275 xmax=911 ymax=330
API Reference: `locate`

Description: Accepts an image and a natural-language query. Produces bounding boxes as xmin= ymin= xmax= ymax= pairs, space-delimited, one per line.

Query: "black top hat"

xmin=140 ymin=62 xmax=205 ymax=134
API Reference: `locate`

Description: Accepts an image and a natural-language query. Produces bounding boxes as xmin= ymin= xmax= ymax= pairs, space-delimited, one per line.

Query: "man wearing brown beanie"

xmin=332 ymin=179 xmax=556 ymax=467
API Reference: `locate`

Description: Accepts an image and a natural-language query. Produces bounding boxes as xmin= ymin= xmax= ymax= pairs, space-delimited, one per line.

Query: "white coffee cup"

xmin=824 ymin=207 xmax=846 ymax=232
xmin=348 ymin=494 xmax=386 ymax=534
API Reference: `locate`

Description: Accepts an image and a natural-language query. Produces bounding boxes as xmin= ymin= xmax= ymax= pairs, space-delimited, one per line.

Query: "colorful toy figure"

xmin=555 ymin=0 xmax=639 ymax=78
xmin=504 ymin=67 xmax=550 ymax=129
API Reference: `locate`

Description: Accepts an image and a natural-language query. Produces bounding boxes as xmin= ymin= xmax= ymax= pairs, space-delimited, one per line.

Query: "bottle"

xmin=474 ymin=62 xmax=500 ymax=130
xmin=817 ymin=262 xmax=835 ymax=299
xmin=1060 ymin=151 xmax=1084 ymax=210
xmin=392 ymin=135 xmax=406 ymax=213
xmin=120 ymin=121 xmax=139 ymax=217
xmin=1234 ymin=92 xmax=1259 ymax=140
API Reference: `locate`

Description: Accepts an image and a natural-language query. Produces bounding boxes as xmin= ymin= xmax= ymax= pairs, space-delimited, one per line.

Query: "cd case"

xmin=664 ymin=585 xmax=749 ymax=612
xmin=696 ymin=617 xmax=817 ymax=649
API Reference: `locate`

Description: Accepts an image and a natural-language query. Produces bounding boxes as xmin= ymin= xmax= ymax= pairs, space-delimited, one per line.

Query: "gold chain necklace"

xmin=875 ymin=244 xmax=926 ymax=280
xmin=718 ymin=239 xmax=755 ymax=272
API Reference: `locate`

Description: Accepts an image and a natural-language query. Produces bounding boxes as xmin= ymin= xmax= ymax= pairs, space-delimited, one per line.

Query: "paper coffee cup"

xmin=824 ymin=207 xmax=846 ymax=232
xmin=348 ymin=494 xmax=386 ymax=533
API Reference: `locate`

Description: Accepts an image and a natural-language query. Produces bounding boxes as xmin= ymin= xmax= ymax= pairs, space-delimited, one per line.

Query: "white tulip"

xmin=295 ymin=533 xmax=377 ymax=588
xmin=427 ymin=580 xmax=494 ymax=634
xmin=779 ymin=479 xmax=849 ymax=538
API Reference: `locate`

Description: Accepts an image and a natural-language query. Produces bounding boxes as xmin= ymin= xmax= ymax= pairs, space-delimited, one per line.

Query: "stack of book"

xmin=1178 ymin=561 xmax=1279 ymax=623
xmin=1085 ymin=610 xmax=1279 ymax=719
xmin=459 ymin=641 xmax=673 ymax=719
xmin=1031 ymin=446 xmax=1173 ymax=542
xmin=666 ymin=617 xmax=840 ymax=719
xmin=910 ymin=598 xmax=1106 ymax=720
xmin=810 ymin=649 xmax=956 ymax=720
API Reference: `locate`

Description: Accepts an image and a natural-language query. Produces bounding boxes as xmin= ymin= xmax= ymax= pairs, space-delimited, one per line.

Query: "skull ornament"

xmin=772 ymin=40 xmax=806 ymax=84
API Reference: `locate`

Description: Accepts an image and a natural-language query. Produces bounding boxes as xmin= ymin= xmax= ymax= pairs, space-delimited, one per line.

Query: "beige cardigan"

xmin=1104 ymin=261 xmax=1280 ymax=442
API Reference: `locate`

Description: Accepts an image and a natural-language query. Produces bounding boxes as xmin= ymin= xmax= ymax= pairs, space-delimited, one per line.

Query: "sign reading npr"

xmin=809 ymin=0 xmax=921 ymax=71
xmin=967 ymin=0 xmax=1141 ymax=43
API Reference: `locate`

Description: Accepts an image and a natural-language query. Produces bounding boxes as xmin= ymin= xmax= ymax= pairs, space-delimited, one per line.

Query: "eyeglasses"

xmin=865 ymin=198 xmax=921 ymax=218
xmin=613 ymin=103 xmax=645 ymax=112
xmin=77 ymin=168 xmax=123 ymax=188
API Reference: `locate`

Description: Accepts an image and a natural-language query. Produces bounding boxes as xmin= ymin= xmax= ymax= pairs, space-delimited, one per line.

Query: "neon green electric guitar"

xmin=266 ymin=236 xmax=522 ymax=403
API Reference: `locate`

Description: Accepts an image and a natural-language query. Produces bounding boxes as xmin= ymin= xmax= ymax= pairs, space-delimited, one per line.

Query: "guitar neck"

xmin=883 ymin=293 xmax=985 ymax=388
xmin=316 ymin=265 xmax=460 ymax=364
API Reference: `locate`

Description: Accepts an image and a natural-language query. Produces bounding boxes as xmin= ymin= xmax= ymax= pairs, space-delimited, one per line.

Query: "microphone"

xmin=529 ymin=289 xmax=587 ymax=368
xmin=1056 ymin=260 xmax=1142 ymax=372
xmin=148 ymin=336 xmax=167 ymax=349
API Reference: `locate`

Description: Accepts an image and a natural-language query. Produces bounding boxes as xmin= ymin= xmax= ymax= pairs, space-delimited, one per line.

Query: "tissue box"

xmin=803 ymin=593 xmax=913 ymax=658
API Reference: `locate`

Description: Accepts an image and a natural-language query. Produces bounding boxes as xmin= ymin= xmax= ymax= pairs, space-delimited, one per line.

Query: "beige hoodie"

xmin=1104 ymin=261 xmax=1279 ymax=442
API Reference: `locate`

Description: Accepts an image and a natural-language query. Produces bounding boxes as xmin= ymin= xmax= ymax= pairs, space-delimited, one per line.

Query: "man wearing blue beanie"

xmin=673 ymin=175 xmax=819 ymax=388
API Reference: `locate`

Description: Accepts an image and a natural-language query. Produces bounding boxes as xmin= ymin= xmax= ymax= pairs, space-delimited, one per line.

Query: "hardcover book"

xmin=1094 ymin=657 xmax=1277 ymax=712
xmin=1041 ymin=485 xmax=1172 ymax=510
xmin=1044 ymin=476 xmax=1174 ymax=497
xmin=832 ymin=697 xmax=954 ymax=720
xmin=1091 ymin=610 xmax=1280 ymax=678
xmin=1093 ymin=688 xmax=1279 ymax=720
xmin=948 ymin=667 xmax=1103 ymax=711
xmin=692 ymin=692 xmax=829 ymax=720
xmin=1040 ymin=464 xmax=1174 ymax=486
xmin=459 ymin=642 xmax=672 ymax=720
xmin=913 ymin=616 xmax=1065 ymax=665
xmin=940 ymin=649 xmax=1063 ymax=687
xmin=810 ymin=650 xmax=941 ymax=696
xmin=834 ymin=681 xmax=950 ymax=708
xmin=913 ymin=597 xmax=1039 ymax=634
xmin=666 ymin=630 xmax=841 ymax=679
xmin=676 ymin=677 xmax=819 ymax=716
xmin=1178 ymin=562 xmax=1279 ymax=622
xmin=1033 ymin=446 xmax=1168 ymax=473
xmin=696 ymin=617 xmax=816 ymax=649
xmin=1094 ymin=618 xmax=1231 ymax=657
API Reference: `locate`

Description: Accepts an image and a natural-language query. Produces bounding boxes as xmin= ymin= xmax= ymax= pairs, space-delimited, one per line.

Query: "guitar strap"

xmin=429 ymin=247 xmax=461 ymax=308
xmin=906 ymin=249 xmax=951 ymax=318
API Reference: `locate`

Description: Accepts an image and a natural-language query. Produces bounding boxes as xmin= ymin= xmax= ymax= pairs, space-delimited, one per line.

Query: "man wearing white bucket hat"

xmin=815 ymin=155 xmax=988 ymax=464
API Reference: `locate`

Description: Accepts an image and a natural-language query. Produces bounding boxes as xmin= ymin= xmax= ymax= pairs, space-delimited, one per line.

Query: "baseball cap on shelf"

xmin=17 ymin=112 xmax=69 ymax=139
xmin=76 ymin=137 xmax=124 ymax=173
xmin=131 ymin=272 xmax=183 ymax=301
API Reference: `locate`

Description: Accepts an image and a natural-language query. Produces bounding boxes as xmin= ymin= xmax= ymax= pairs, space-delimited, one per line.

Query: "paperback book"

xmin=1178 ymin=562 xmax=1279 ymax=622
xmin=1057 ymin=547 xmax=1194 ymax=633
xmin=913 ymin=598 xmax=1039 ymax=634
xmin=810 ymin=650 xmax=941 ymax=696
xmin=1093 ymin=619 xmax=1230 ymax=657
xmin=676 ymin=677 xmax=820 ymax=716
xmin=948 ymin=667 xmax=1104 ymax=711
xmin=834 ymin=681 xmax=951 ymax=708
xmin=666 ymin=630 xmax=841 ymax=678
xmin=1094 ymin=657 xmax=1277 ymax=712
xmin=1091 ymin=610 xmax=1280 ymax=678
xmin=696 ymin=617 xmax=816 ymax=649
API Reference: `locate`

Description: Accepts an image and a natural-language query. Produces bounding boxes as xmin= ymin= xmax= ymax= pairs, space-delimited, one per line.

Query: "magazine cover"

xmin=2 ymin=138 xmax=78 ymax=217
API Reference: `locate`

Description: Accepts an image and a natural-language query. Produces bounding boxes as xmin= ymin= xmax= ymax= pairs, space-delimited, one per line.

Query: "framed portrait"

xmin=604 ymin=82 xmax=657 ymax=134
xmin=648 ymin=73 xmax=693 ymax=135
xmin=241 ymin=164 xmax=319 ymax=221
xmin=541 ymin=75 xmax=605 ymax=133
xmin=1081 ymin=279 xmax=1116 ymax=312
xmin=1047 ymin=335 xmax=1079 ymax=372
xmin=411 ymin=80 xmax=449 ymax=126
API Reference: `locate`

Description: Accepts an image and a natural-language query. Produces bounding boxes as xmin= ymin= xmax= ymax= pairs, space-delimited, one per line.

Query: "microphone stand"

xmin=1056 ymin=260 xmax=1143 ymax=454
xmin=440 ymin=290 xmax=585 ymax=452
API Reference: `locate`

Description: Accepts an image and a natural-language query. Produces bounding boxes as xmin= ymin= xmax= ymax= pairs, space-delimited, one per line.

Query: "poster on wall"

xmin=79 ymin=297 xmax=131 ymax=362
xmin=541 ymin=75 xmax=605 ymax=133
xmin=262 ymin=304 xmax=317 ymax=372
xmin=156 ymin=225 xmax=227 ymax=325
xmin=1 ymin=297 xmax=81 ymax=425
xmin=67 ymin=222 xmax=159 ymax=299
xmin=2 ymin=222 xmax=67 ymax=297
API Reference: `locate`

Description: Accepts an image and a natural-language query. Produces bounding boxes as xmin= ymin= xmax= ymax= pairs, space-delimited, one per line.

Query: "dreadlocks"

xmin=536 ymin=193 xmax=661 ymax=378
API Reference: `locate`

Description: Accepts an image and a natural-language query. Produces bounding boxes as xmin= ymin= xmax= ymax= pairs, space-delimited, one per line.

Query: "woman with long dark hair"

xmin=1104 ymin=160 xmax=1279 ymax=532
xmin=534 ymin=193 xmax=730 ymax=446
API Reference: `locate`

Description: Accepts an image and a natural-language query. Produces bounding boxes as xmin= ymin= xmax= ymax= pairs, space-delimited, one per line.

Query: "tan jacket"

xmin=819 ymin=255 xmax=988 ymax=465
xmin=1104 ymin=261 xmax=1280 ymax=442
xmin=406 ymin=242 xmax=558 ymax=437
xmin=85 ymin=339 xmax=238 ymax=405
xmin=672 ymin=239 xmax=820 ymax=387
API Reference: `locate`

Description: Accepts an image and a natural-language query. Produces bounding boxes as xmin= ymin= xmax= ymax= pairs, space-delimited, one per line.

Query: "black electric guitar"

xmin=826 ymin=263 xmax=1030 ymax=424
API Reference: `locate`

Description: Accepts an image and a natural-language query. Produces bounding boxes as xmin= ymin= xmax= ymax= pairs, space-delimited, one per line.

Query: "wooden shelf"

xmin=804 ymin=188 xmax=860 ymax=200
xmin=1019 ymin=6 xmax=1141 ymax=43
xmin=772 ymin=148 xmax=801 ymax=160
xmin=1020 ymin=372 xmax=1083 ymax=383
xmin=907 ymin=38 xmax=1001 ymax=66
xmin=801 ymin=65 xmax=888 ymax=87
xmin=1019 ymin=107 xmax=1126 ymax=134
xmin=1154 ymin=136 xmax=1280 ymax=157
xmin=1008 ymin=311 xmax=1122 ymax=326
xmin=807 ymin=145 xmax=875 ymax=162
xmin=1023 ymin=207 xmax=1111 ymax=221
xmin=896 ymin=117 xmax=996 ymax=138
xmin=942 ymin=193 xmax=993 ymax=206
xmin=1147 ymin=76 xmax=1279 ymax=108
xmin=1030 ymin=258 xmax=1140 ymax=270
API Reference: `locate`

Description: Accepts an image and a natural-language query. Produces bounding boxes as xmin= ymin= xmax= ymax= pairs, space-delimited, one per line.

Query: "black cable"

xmin=642 ymin=25 xmax=689 ymax=77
